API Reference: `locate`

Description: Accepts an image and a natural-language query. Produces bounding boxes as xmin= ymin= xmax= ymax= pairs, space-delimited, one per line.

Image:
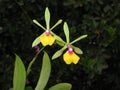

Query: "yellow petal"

xmin=63 ymin=51 xmax=73 ymax=64
xmin=63 ymin=51 xmax=80 ymax=64
xmin=40 ymin=34 xmax=55 ymax=46
xmin=72 ymin=53 xmax=80 ymax=64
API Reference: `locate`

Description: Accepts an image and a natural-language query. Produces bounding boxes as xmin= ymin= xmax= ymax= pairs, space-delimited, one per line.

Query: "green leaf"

xmin=72 ymin=45 xmax=83 ymax=54
xmin=48 ymin=83 xmax=72 ymax=90
xmin=52 ymin=46 xmax=67 ymax=60
xmin=107 ymin=27 xmax=116 ymax=37
xmin=13 ymin=54 xmax=26 ymax=90
xmin=70 ymin=35 xmax=87 ymax=44
xmin=63 ymin=22 xmax=70 ymax=43
xmin=33 ymin=20 xmax=46 ymax=30
xmin=50 ymin=19 xmax=62 ymax=30
xmin=35 ymin=52 xmax=51 ymax=90
xmin=9 ymin=88 xmax=13 ymax=90
xmin=102 ymin=27 xmax=116 ymax=47
xmin=45 ymin=7 xmax=50 ymax=30
xmin=25 ymin=86 xmax=33 ymax=90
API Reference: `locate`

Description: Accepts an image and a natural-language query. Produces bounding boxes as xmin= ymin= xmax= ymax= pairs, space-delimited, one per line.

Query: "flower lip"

xmin=68 ymin=45 xmax=73 ymax=54
xmin=45 ymin=30 xmax=50 ymax=36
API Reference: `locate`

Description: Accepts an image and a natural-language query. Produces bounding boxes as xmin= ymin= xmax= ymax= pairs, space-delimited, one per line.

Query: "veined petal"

xmin=63 ymin=51 xmax=80 ymax=64
xmin=40 ymin=34 xmax=55 ymax=46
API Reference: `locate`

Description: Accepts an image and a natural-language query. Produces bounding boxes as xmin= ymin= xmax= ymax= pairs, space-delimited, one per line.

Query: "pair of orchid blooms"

xmin=32 ymin=7 xmax=87 ymax=64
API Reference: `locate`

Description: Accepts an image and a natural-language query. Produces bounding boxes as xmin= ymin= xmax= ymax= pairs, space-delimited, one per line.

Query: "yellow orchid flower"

xmin=40 ymin=30 xmax=55 ymax=46
xmin=32 ymin=7 xmax=62 ymax=47
xmin=63 ymin=45 xmax=80 ymax=64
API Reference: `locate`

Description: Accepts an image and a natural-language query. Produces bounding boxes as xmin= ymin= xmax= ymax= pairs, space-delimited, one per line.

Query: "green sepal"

xmin=32 ymin=33 xmax=44 ymax=47
xmin=33 ymin=20 xmax=46 ymax=30
xmin=48 ymin=83 xmax=72 ymax=90
xmin=70 ymin=35 xmax=88 ymax=44
xmin=51 ymin=32 xmax=66 ymax=45
xmin=45 ymin=7 xmax=50 ymax=30
xmin=56 ymin=40 xmax=65 ymax=46
xmin=72 ymin=45 xmax=83 ymax=54
xmin=52 ymin=46 xmax=67 ymax=60
xmin=32 ymin=35 xmax=41 ymax=47
xmin=63 ymin=22 xmax=70 ymax=43
xmin=50 ymin=19 xmax=62 ymax=31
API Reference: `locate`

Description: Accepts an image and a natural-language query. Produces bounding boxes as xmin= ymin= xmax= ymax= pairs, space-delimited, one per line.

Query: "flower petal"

xmin=72 ymin=53 xmax=80 ymax=64
xmin=63 ymin=51 xmax=73 ymax=64
xmin=48 ymin=35 xmax=55 ymax=46
xmin=40 ymin=34 xmax=55 ymax=46
xmin=63 ymin=51 xmax=80 ymax=64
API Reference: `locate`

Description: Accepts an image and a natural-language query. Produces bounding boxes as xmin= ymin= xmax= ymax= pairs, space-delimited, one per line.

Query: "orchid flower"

xmin=52 ymin=22 xmax=87 ymax=64
xmin=32 ymin=7 xmax=62 ymax=47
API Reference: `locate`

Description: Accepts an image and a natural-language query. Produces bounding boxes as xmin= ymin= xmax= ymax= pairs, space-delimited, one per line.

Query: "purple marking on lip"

xmin=45 ymin=30 xmax=50 ymax=36
xmin=68 ymin=45 xmax=73 ymax=54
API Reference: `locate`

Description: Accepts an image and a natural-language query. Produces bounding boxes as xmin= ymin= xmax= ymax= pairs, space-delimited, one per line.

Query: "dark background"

xmin=0 ymin=0 xmax=120 ymax=90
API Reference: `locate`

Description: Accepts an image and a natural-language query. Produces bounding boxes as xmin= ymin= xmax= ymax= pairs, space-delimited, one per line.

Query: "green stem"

xmin=26 ymin=47 xmax=44 ymax=77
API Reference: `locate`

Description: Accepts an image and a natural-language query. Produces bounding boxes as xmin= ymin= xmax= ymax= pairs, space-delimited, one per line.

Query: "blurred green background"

xmin=0 ymin=0 xmax=120 ymax=90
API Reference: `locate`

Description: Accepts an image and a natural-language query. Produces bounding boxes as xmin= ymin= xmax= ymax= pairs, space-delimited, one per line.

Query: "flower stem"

xmin=26 ymin=47 xmax=44 ymax=77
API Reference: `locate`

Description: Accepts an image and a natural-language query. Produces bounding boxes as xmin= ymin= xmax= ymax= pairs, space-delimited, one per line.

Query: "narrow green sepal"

xmin=52 ymin=46 xmax=67 ymax=60
xmin=32 ymin=35 xmax=41 ymax=47
xmin=50 ymin=19 xmax=62 ymax=30
xmin=63 ymin=22 xmax=70 ymax=43
xmin=70 ymin=35 xmax=88 ymax=44
xmin=72 ymin=45 xmax=83 ymax=54
xmin=51 ymin=32 xmax=66 ymax=45
xmin=45 ymin=7 xmax=50 ymax=30
xmin=33 ymin=20 xmax=46 ymax=30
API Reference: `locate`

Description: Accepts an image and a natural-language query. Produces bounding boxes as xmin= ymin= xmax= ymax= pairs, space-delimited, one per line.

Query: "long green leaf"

xmin=63 ymin=22 xmax=70 ymax=43
xmin=9 ymin=88 xmax=13 ymax=90
xmin=45 ymin=7 xmax=50 ymax=30
xmin=70 ymin=35 xmax=88 ymax=44
xmin=52 ymin=46 xmax=67 ymax=60
xmin=25 ymin=86 xmax=33 ymax=90
xmin=13 ymin=54 xmax=26 ymax=90
xmin=48 ymin=83 xmax=72 ymax=90
xmin=35 ymin=52 xmax=51 ymax=90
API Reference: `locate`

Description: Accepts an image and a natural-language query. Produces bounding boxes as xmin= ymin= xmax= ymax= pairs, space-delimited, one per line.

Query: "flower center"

xmin=45 ymin=30 xmax=50 ymax=36
xmin=68 ymin=45 xmax=73 ymax=54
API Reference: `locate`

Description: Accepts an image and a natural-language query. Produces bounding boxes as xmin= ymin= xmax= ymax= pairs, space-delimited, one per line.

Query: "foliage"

xmin=0 ymin=0 xmax=120 ymax=90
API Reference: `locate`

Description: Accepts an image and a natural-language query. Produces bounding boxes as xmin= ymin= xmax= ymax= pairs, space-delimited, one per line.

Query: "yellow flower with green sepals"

xmin=52 ymin=22 xmax=87 ymax=64
xmin=63 ymin=45 xmax=80 ymax=64
xmin=32 ymin=7 xmax=62 ymax=47
xmin=39 ymin=30 xmax=55 ymax=46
